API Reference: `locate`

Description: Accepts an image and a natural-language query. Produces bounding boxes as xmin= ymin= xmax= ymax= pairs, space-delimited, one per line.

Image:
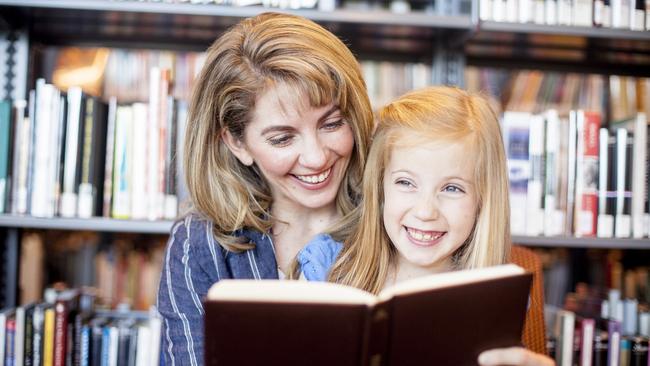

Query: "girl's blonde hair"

xmin=184 ymin=13 xmax=373 ymax=251
xmin=329 ymin=86 xmax=511 ymax=294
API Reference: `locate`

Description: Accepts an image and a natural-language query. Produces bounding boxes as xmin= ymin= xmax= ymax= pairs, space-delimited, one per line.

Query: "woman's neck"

xmin=270 ymin=202 xmax=340 ymax=274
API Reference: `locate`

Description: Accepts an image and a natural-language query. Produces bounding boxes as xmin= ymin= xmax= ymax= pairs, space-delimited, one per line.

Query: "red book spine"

xmin=53 ymin=301 xmax=68 ymax=366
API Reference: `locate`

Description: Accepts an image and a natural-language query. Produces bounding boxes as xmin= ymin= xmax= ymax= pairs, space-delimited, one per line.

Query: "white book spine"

xmin=147 ymin=68 xmax=161 ymax=220
xmin=546 ymin=0 xmax=558 ymax=24
xmin=31 ymin=80 xmax=54 ymax=218
xmin=535 ymin=0 xmax=547 ymax=22
xmin=479 ymin=0 xmax=492 ymax=21
xmin=580 ymin=320 xmax=594 ymax=366
xmin=135 ymin=325 xmax=151 ymax=366
xmin=77 ymin=183 xmax=94 ymax=218
xmin=558 ymin=311 xmax=575 ymax=366
xmin=148 ymin=314 xmax=162 ymax=366
xmin=519 ymin=0 xmax=533 ymax=21
xmin=597 ymin=128 xmax=614 ymax=238
xmin=108 ymin=326 xmax=119 ymax=366
xmin=14 ymin=307 xmax=24 ymax=366
xmin=493 ymin=0 xmax=505 ymax=21
xmin=112 ymin=106 xmax=133 ymax=219
xmin=132 ymin=103 xmax=148 ymax=219
xmin=558 ymin=0 xmax=574 ymax=24
xmin=573 ymin=0 xmax=593 ymax=25
xmin=632 ymin=112 xmax=647 ymax=238
xmin=544 ymin=111 xmax=562 ymax=236
xmin=630 ymin=4 xmax=645 ymax=29
xmin=615 ymin=128 xmax=631 ymax=238
xmin=502 ymin=111 xmax=532 ymax=235
xmin=527 ymin=115 xmax=545 ymax=236
xmin=10 ymin=100 xmax=27 ymax=214
xmin=506 ymin=0 xmax=518 ymax=21
xmin=603 ymin=4 xmax=612 ymax=26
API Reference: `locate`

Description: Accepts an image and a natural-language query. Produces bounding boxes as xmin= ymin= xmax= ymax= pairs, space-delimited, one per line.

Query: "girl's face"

xmin=224 ymin=84 xmax=355 ymax=213
xmin=382 ymin=139 xmax=479 ymax=275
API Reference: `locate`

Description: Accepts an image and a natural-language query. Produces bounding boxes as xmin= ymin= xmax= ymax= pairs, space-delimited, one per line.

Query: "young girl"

xmin=298 ymin=86 xmax=554 ymax=366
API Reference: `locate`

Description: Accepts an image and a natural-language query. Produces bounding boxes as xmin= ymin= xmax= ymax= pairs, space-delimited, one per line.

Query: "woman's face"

xmin=224 ymin=84 xmax=355 ymax=213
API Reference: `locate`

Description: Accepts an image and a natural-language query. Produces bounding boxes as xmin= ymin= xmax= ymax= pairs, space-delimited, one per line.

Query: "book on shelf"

xmin=0 ymin=288 xmax=163 ymax=366
xmin=205 ymin=264 xmax=532 ymax=366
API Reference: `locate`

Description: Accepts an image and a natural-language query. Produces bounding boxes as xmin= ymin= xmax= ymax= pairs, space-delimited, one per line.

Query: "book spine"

xmin=615 ymin=129 xmax=631 ymax=238
xmin=14 ymin=307 xmax=24 ymax=366
xmin=580 ymin=318 xmax=595 ymax=366
xmin=575 ymin=111 xmax=600 ymax=237
xmin=0 ymin=101 xmax=12 ymax=213
xmin=598 ymin=128 xmax=614 ymax=237
xmin=556 ymin=311 xmax=575 ymax=366
xmin=632 ymin=113 xmax=647 ymax=238
xmin=53 ymin=301 xmax=68 ymax=366
xmin=24 ymin=308 xmax=33 ymax=366
xmin=43 ymin=308 xmax=55 ymax=366
xmin=60 ymin=87 xmax=83 ymax=218
xmin=102 ymin=97 xmax=117 ymax=218
xmin=608 ymin=320 xmax=621 ymax=366
xmin=5 ymin=318 xmax=15 ymax=366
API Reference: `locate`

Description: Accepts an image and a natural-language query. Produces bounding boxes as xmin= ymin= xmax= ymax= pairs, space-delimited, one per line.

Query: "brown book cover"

xmin=204 ymin=264 xmax=532 ymax=366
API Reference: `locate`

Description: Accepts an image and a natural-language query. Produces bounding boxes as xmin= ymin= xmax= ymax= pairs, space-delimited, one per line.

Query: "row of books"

xmin=548 ymin=279 xmax=650 ymax=366
xmin=0 ymin=71 xmax=189 ymax=219
xmin=503 ymin=108 xmax=650 ymax=238
xmin=0 ymin=288 xmax=162 ymax=366
xmin=19 ymin=231 xmax=166 ymax=311
xmin=480 ymin=0 xmax=650 ymax=30
xmin=361 ymin=60 xmax=433 ymax=109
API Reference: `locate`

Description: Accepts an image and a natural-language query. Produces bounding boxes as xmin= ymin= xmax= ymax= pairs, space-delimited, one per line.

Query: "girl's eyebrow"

xmin=259 ymin=105 xmax=340 ymax=135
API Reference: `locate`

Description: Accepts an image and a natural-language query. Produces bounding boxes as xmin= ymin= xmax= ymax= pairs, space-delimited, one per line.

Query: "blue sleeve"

xmin=297 ymin=234 xmax=343 ymax=282
xmin=157 ymin=216 xmax=225 ymax=366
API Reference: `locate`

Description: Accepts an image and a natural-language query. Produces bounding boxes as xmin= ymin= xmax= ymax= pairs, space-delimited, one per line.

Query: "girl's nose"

xmin=414 ymin=194 xmax=439 ymax=221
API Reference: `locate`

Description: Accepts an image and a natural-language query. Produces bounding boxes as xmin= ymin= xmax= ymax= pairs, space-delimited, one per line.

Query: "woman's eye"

xmin=322 ymin=119 xmax=344 ymax=131
xmin=267 ymin=135 xmax=293 ymax=146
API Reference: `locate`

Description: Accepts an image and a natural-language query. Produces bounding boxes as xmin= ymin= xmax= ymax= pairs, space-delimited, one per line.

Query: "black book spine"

xmin=361 ymin=301 xmax=391 ymax=366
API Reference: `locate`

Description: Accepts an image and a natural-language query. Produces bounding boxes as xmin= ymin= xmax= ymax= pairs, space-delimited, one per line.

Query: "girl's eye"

xmin=395 ymin=179 xmax=415 ymax=188
xmin=322 ymin=119 xmax=344 ymax=131
xmin=267 ymin=134 xmax=294 ymax=146
xmin=443 ymin=185 xmax=465 ymax=193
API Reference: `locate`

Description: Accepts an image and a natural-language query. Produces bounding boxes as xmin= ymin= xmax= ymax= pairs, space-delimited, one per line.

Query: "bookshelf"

xmin=0 ymin=0 xmax=649 ymax=352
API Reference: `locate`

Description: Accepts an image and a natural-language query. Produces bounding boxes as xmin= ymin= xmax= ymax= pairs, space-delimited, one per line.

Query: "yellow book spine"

xmin=43 ymin=308 xmax=55 ymax=366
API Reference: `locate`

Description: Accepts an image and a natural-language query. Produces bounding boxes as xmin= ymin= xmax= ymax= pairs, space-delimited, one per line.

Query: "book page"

xmin=378 ymin=264 xmax=526 ymax=301
xmin=207 ymin=280 xmax=377 ymax=305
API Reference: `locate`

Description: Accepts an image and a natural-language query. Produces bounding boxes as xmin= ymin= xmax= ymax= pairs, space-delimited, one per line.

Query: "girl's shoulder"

xmin=297 ymin=233 xmax=343 ymax=282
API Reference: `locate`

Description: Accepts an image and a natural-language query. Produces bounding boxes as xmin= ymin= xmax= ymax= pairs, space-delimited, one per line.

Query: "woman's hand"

xmin=478 ymin=347 xmax=555 ymax=366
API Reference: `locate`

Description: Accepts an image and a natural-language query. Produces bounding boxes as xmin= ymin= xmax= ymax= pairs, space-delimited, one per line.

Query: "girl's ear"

xmin=221 ymin=129 xmax=254 ymax=166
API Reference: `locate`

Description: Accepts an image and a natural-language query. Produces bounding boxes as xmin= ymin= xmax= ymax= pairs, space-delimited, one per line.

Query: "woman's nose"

xmin=299 ymin=138 xmax=328 ymax=169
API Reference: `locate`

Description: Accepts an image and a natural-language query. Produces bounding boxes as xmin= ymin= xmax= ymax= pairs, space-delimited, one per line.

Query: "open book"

xmin=204 ymin=264 xmax=532 ymax=366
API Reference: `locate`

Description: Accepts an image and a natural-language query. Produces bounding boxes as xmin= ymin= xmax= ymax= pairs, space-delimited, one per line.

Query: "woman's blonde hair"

xmin=184 ymin=13 xmax=373 ymax=251
xmin=329 ymin=86 xmax=511 ymax=294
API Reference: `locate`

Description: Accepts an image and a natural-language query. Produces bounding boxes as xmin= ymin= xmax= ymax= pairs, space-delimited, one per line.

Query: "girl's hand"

xmin=478 ymin=347 xmax=555 ymax=366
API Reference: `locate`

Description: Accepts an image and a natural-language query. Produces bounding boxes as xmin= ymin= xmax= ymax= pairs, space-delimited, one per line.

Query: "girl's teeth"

xmin=408 ymin=228 xmax=441 ymax=241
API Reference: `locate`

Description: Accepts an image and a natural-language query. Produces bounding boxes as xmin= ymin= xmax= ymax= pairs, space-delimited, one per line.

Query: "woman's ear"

xmin=221 ymin=129 xmax=254 ymax=166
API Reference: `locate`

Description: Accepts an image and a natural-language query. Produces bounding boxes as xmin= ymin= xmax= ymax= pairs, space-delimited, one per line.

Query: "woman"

xmin=157 ymin=12 xmax=373 ymax=365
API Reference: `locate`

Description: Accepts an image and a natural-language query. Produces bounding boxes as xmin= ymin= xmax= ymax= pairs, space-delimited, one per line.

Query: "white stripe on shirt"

xmin=206 ymin=221 xmax=222 ymax=280
xmin=247 ymin=250 xmax=261 ymax=279
xmin=165 ymin=216 xmax=199 ymax=366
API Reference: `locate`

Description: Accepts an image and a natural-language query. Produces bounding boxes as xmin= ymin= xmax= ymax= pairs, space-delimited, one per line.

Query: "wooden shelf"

xmin=0 ymin=0 xmax=471 ymax=57
xmin=513 ymin=235 xmax=650 ymax=249
xmin=0 ymin=215 xmax=173 ymax=234
xmin=0 ymin=214 xmax=649 ymax=248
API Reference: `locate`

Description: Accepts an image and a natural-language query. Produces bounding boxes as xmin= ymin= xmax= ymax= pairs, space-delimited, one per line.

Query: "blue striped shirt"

xmin=157 ymin=215 xmax=279 ymax=366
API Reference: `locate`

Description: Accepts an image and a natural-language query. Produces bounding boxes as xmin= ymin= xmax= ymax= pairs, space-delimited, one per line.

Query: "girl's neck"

xmin=386 ymin=256 xmax=454 ymax=288
xmin=270 ymin=202 xmax=340 ymax=274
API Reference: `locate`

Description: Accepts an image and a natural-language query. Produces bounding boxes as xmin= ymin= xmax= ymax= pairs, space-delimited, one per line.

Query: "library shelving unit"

xmin=1 ymin=0 xmax=650 ymax=309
